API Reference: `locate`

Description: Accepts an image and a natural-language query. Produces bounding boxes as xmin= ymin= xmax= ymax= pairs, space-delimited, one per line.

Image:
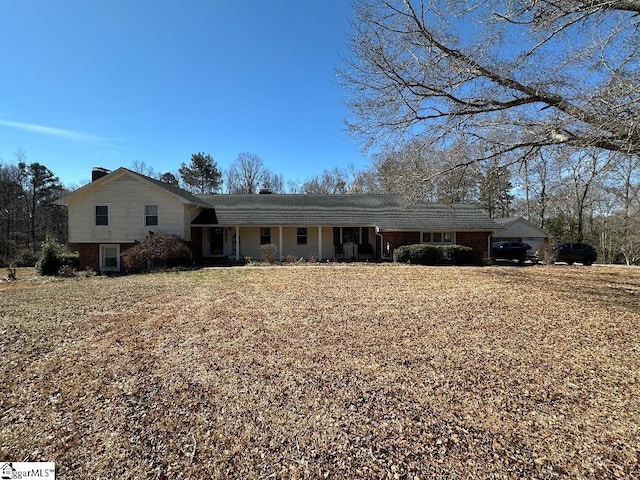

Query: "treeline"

xmin=0 ymin=155 xmax=67 ymax=266
xmin=337 ymin=142 xmax=640 ymax=265
xmin=2 ymin=144 xmax=638 ymax=266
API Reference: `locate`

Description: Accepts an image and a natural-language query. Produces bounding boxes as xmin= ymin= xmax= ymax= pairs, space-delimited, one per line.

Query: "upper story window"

xmin=95 ymin=205 xmax=109 ymax=226
xmin=297 ymin=227 xmax=307 ymax=245
xmin=422 ymin=232 xmax=453 ymax=243
xmin=260 ymin=227 xmax=271 ymax=245
xmin=145 ymin=205 xmax=159 ymax=226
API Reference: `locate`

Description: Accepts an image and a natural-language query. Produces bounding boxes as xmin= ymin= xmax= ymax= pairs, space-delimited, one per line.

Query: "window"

xmin=95 ymin=205 xmax=109 ymax=226
xmin=422 ymin=232 xmax=453 ymax=243
xmin=333 ymin=227 xmax=370 ymax=245
xmin=343 ymin=227 xmax=360 ymax=243
xmin=260 ymin=227 xmax=271 ymax=245
xmin=145 ymin=205 xmax=158 ymax=226
xmin=297 ymin=227 xmax=307 ymax=245
xmin=100 ymin=244 xmax=120 ymax=272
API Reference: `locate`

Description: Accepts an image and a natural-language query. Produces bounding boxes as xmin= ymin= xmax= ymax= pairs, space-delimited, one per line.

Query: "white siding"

xmin=67 ymin=174 xmax=189 ymax=243
xmin=234 ymin=226 xmax=375 ymax=260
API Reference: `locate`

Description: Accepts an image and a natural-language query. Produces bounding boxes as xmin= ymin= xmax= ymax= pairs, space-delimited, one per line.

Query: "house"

xmin=55 ymin=167 xmax=500 ymax=272
xmin=492 ymin=217 xmax=550 ymax=252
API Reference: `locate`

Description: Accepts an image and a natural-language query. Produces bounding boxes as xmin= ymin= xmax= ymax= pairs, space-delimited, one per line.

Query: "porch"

xmin=190 ymin=225 xmax=378 ymax=262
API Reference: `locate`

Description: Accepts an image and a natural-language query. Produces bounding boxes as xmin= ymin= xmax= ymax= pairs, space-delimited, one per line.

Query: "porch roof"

xmin=192 ymin=194 xmax=499 ymax=231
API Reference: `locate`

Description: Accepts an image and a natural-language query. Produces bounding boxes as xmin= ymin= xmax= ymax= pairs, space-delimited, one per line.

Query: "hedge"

xmin=393 ymin=244 xmax=473 ymax=265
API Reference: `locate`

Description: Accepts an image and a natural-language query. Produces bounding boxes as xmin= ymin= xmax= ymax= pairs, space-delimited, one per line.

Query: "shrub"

xmin=35 ymin=238 xmax=79 ymax=276
xmin=122 ymin=233 xmax=191 ymax=272
xmin=393 ymin=244 xmax=439 ymax=265
xmin=439 ymin=245 xmax=474 ymax=265
xmin=11 ymin=248 xmax=39 ymax=267
xmin=260 ymin=243 xmax=278 ymax=264
xmin=536 ymin=242 xmax=558 ymax=265
xmin=394 ymin=244 xmax=474 ymax=265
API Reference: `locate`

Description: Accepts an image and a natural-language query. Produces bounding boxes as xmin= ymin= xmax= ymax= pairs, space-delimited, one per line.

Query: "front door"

xmin=210 ymin=227 xmax=224 ymax=255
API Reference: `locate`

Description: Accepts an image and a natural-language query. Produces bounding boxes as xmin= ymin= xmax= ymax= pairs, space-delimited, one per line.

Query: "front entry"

xmin=210 ymin=227 xmax=224 ymax=255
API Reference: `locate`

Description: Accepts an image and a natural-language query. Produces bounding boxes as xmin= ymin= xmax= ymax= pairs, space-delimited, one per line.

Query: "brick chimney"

xmin=92 ymin=167 xmax=110 ymax=182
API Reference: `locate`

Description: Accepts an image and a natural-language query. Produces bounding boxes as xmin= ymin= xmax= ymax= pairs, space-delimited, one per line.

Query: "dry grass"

xmin=1 ymin=265 xmax=639 ymax=478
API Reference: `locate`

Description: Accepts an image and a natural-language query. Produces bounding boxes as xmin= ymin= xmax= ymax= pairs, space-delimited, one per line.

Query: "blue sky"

xmin=0 ymin=1 xmax=366 ymax=188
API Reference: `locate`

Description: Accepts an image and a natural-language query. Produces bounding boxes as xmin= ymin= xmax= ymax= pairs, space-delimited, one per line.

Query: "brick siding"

xmin=78 ymin=243 xmax=136 ymax=273
xmin=381 ymin=230 xmax=491 ymax=264
xmin=456 ymin=231 xmax=491 ymax=264
xmin=380 ymin=232 xmax=421 ymax=258
xmin=78 ymin=244 xmax=100 ymax=272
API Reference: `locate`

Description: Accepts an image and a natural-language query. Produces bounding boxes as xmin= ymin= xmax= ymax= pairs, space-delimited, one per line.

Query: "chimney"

xmin=259 ymin=188 xmax=273 ymax=194
xmin=92 ymin=167 xmax=110 ymax=182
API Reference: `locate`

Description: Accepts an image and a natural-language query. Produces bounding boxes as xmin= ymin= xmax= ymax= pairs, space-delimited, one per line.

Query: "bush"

xmin=439 ymin=245 xmax=474 ymax=265
xmin=394 ymin=244 xmax=474 ymax=265
xmin=260 ymin=243 xmax=278 ymax=264
xmin=393 ymin=244 xmax=439 ymax=265
xmin=11 ymin=248 xmax=39 ymax=267
xmin=536 ymin=242 xmax=558 ymax=265
xmin=35 ymin=238 xmax=79 ymax=276
xmin=122 ymin=233 xmax=191 ymax=272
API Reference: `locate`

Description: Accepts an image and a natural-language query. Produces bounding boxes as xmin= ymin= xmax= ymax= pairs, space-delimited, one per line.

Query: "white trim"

xmin=144 ymin=204 xmax=159 ymax=227
xmin=94 ymin=204 xmax=110 ymax=227
xmin=99 ymin=244 xmax=120 ymax=272
xmin=421 ymin=231 xmax=455 ymax=244
xmin=235 ymin=226 xmax=240 ymax=261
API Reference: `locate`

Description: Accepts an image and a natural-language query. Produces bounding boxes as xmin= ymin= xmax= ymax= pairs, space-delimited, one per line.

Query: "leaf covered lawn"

xmin=1 ymin=265 xmax=639 ymax=478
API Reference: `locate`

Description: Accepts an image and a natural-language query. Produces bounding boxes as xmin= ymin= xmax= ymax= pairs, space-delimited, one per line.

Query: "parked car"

xmin=491 ymin=241 xmax=531 ymax=263
xmin=552 ymin=242 xmax=597 ymax=266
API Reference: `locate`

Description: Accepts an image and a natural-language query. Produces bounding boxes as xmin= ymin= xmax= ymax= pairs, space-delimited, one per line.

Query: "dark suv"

xmin=552 ymin=242 xmax=597 ymax=266
xmin=491 ymin=242 xmax=531 ymax=263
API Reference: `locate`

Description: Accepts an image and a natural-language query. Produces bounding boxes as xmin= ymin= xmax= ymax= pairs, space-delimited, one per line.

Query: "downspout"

xmin=375 ymin=226 xmax=384 ymax=260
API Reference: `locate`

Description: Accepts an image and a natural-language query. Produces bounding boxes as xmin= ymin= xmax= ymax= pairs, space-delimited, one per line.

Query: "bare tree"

xmin=261 ymin=171 xmax=285 ymax=193
xmin=372 ymin=139 xmax=480 ymax=203
xmin=130 ymin=160 xmax=157 ymax=178
xmin=300 ymin=167 xmax=370 ymax=194
xmin=225 ymin=153 xmax=270 ymax=194
xmin=478 ymin=162 xmax=514 ymax=218
xmin=301 ymin=168 xmax=350 ymax=194
xmin=0 ymin=161 xmax=26 ymax=262
xmin=513 ymin=148 xmax=558 ymax=227
xmin=342 ymin=0 xmax=640 ymax=159
xmin=606 ymin=153 xmax=640 ymax=263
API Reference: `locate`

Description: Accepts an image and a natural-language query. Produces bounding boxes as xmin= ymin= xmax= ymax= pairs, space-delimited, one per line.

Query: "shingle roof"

xmin=193 ymin=194 xmax=499 ymax=231
xmin=126 ymin=169 xmax=210 ymax=207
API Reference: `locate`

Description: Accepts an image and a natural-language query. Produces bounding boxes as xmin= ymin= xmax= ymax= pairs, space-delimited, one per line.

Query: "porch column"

xmin=318 ymin=226 xmax=323 ymax=261
xmin=279 ymin=226 xmax=283 ymax=261
xmin=235 ymin=225 xmax=240 ymax=261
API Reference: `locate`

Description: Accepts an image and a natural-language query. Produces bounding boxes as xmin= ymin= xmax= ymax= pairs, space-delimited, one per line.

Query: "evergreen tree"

xmin=178 ymin=153 xmax=223 ymax=193
xmin=18 ymin=160 xmax=64 ymax=246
